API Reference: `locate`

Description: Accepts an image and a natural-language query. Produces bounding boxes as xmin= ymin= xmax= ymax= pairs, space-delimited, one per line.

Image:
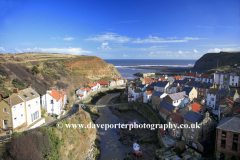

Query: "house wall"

xmin=189 ymin=88 xmax=198 ymax=102
xmin=158 ymin=106 xmax=172 ymax=121
xmin=229 ymin=75 xmax=239 ymax=87
xmin=152 ymin=95 xmax=161 ymax=110
xmin=11 ymin=101 xmax=26 ymax=129
xmin=25 ymin=96 xmax=41 ymax=126
xmin=197 ymin=88 xmax=209 ymax=99
xmin=76 ymin=89 xmax=86 ymax=97
xmin=215 ymin=129 xmax=240 ymax=158
xmin=0 ymin=101 xmax=12 ymax=130
xmin=167 ymin=119 xmax=181 ymax=138
xmin=207 ymin=93 xmax=216 ymax=109
xmin=45 ymin=93 xmax=61 ymax=115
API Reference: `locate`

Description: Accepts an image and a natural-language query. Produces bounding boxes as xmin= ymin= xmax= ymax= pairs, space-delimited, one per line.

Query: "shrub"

xmin=32 ymin=66 xmax=40 ymax=74
xmin=175 ymin=147 xmax=182 ymax=154
xmin=12 ymin=78 xmax=24 ymax=88
xmin=11 ymin=132 xmax=21 ymax=138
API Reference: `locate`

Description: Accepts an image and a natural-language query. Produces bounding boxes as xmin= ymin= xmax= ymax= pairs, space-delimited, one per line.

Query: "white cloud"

xmin=123 ymin=54 xmax=129 ymax=57
xmin=98 ymin=42 xmax=111 ymax=51
xmin=86 ymin=32 xmax=130 ymax=43
xmin=132 ymin=35 xmax=202 ymax=43
xmin=14 ymin=47 xmax=93 ymax=55
xmin=63 ymin=36 xmax=75 ymax=41
xmin=207 ymin=48 xmax=237 ymax=53
xmin=178 ymin=51 xmax=183 ymax=54
xmin=0 ymin=47 xmax=5 ymax=52
xmin=194 ymin=49 xmax=198 ymax=53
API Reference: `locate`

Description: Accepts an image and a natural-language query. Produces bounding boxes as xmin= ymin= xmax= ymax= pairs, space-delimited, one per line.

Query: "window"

xmin=232 ymin=142 xmax=238 ymax=151
xmin=14 ymin=117 xmax=17 ymax=121
xmin=192 ymin=128 xmax=194 ymax=132
xmin=221 ymin=140 xmax=226 ymax=148
xmin=202 ymin=89 xmax=203 ymax=91
xmin=21 ymin=114 xmax=24 ymax=119
xmin=3 ymin=108 xmax=6 ymax=113
xmin=13 ymin=106 xmax=16 ymax=111
xmin=50 ymin=100 xmax=53 ymax=104
xmin=36 ymin=101 xmax=38 ymax=104
xmin=23 ymin=94 xmax=28 ymax=98
xmin=162 ymin=107 xmax=164 ymax=111
xmin=169 ymin=111 xmax=171 ymax=114
xmin=182 ymin=136 xmax=185 ymax=141
xmin=170 ymin=118 xmax=172 ymax=121
xmin=20 ymin=103 xmax=23 ymax=108
xmin=222 ymin=131 xmax=226 ymax=138
xmin=28 ymin=104 xmax=31 ymax=108
xmin=31 ymin=92 xmax=35 ymax=96
xmin=233 ymin=134 xmax=238 ymax=141
xmin=191 ymin=136 xmax=193 ymax=140
xmin=211 ymin=98 xmax=214 ymax=101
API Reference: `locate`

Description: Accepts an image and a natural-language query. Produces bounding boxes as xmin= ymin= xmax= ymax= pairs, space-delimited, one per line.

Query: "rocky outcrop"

xmin=193 ymin=51 xmax=240 ymax=70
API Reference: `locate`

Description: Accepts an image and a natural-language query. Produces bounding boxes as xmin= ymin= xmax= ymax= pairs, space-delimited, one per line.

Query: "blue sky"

xmin=0 ymin=0 xmax=239 ymax=59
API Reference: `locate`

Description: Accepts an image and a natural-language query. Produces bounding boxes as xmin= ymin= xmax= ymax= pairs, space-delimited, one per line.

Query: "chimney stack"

xmin=13 ymin=88 xmax=19 ymax=93
xmin=190 ymin=70 xmax=191 ymax=73
xmin=0 ymin=94 xmax=2 ymax=101
xmin=28 ymin=83 xmax=31 ymax=88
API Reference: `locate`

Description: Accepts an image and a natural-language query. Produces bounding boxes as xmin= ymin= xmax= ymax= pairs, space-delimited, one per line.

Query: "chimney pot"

xmin=13 ymin=88 xmax=19 ymax=93
xmin=190 ymin=70 xmax=191 ymax=73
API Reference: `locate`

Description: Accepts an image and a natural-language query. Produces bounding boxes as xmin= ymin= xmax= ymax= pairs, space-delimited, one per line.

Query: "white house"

xmin=166 ymin=84 xmax=179 ymax=94
xmin=128 ymin=89 xmax=143 ymax=102
xmin=197 ymin=74 xmax=214 ymax=83
xmin=163 ymin=91 xmax=189 ymax=108
xmin=154 ymin=81 xmax=169 ymax=93
xmin=14 ymin=87 xmax=42 ymax=126
xmin=76 ymin=88 xmax=87 ymax=99
xmin=229 ymin=72 xmax=239 ymax=87
xmin=143 ymin=90 xmax=155 ymax=103
xmin=3 ymin=93 xmax=26 ymax=129
xmin=213 ymin=72 xmax=230 ymax=88
xmin=206 ymin=88 xmax=219 ymax=110
xmin=136 ymin=84 xmax=147 ymax=92
xmin=88 ymin=83 xmax=100 ymax=92
xmin=119 ymin=79 xmax=124 ymax=85
xmin=42 ymin=89 xmax=65 ymax=116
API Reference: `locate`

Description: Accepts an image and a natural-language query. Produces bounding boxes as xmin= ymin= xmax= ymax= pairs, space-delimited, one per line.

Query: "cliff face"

xmin=193 ymin=51 xmax=240 ymax=70
xmin=0 ymin=53 xmax=121 ymax=103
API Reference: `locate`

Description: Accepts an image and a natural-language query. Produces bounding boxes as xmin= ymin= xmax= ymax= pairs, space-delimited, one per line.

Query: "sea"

xmin=104 ymin=59 xmax=197 ymax=80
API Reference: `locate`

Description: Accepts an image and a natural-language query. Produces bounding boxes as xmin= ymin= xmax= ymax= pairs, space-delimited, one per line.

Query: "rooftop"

xmin=182 ymin=110 xmax=203 ymax=123
xmin=169 ymin=113 xmax=182 ymax=124
xmin=189 ymin=102 xmax=204 ymax=112
xmin=217 ymin=117 xmax=240 ymax=133
xmin=168 ymin=91 xmax=187 ymax=101
xmin=160 ymin=101 xmax=176 ymax=111
xmin=152 ymin=91 xmax=164 ymax=97
xmin=182 ymin=87 xmax=193 ymax=95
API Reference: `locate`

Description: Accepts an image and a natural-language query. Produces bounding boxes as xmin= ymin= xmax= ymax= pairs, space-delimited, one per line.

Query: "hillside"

xmin=0 ymin=53 xmax=121 ymax=104
xmin=2 ymin=107 xmax=100 ymax=160
xmin=193 ymin=51 xmax=240 ymax=70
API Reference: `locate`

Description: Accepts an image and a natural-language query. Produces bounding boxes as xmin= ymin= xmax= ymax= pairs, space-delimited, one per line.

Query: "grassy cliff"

xmin=0 ymin=53 xmax=121 ymax=104
xmin=193 ymin=51 xmax=240 ymax=70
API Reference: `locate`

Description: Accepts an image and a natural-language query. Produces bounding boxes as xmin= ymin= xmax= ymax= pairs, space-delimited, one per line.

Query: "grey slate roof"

xmin=152 ymin=91 xmax=164 ymax=97
xmin=160 ymin=101 xmax=175 ymax=111
xmin=229 ymin=90 xmax=235 ymax=97
xmin=182 ymin=111 xmax=204 ymax=123
xmin=208 ymin=88 xmax=219 ymax=95
xmin=150 ymin=82 xmax=157 ymax=86
xmin=174 ymin=79 xmax=188 ymax=85
xmin=156 ymin=81 xmax=169 ymax=88
xmin=186 ymin=81 xmax=201 ymax=88
xmin=217 ymin=117 xmax=240 ymax=132
xmin=230 ymin=72 xmax=238 ymax=76
xmin=169 ymin=91 xmax=187 ymax=100
xmin=182 ymin=87 xmax=193 ymax=95
xmin=217 ymin=89 xmax=227 ymax=96
xmin=199 ymin=83 xmax=213 ymax=89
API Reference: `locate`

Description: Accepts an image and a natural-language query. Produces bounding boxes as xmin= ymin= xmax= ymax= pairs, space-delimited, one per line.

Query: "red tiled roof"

xmin=183 ymin=72 xmax=196 ymax=77
xmin=159 ymin=78 xmax=166 ymax=81
xmin=154 ymin=79 xmax=158 ymax=82
xmin=232 ymin=105 xmax=240 ymax=114
xmin=144 ymin=78 xmax=153 ymax=84
xmin=169 ymin=113 xmax=182 ymax=124
xmin=86 ymin=87 xmax=91 ymax=91
xmin=81 ymin=88 xmax=86 ymax=91
xmin=96 ymin=81 xmax=109 ymax=85
xmin=201 ymin=74 xmax=213 ymax=79
xmin=80 ymin=94 xmax=83 ymax=97
xmin=219 ymin=98 xmax=234 ymax=108
xmin=48 ymin=89 xmax=61 ymax=101
xmin=189 ymin=102 xmax=204 ymax=112
xmin=57 ymin=90 xmax=66 ymax=95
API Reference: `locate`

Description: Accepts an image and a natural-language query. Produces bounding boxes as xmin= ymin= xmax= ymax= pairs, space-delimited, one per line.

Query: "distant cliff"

xmin=193 ymin=51 xmax=240 ymax=70
xmin=0 ymin=53 xmax=121 ymax=103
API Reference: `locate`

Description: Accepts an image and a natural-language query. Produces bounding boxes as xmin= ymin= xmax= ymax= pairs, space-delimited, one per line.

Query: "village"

xmin=125 ymin=70 xmax=240 ymax=159
xmin=0 ymin=68 xmax=240 ymax=159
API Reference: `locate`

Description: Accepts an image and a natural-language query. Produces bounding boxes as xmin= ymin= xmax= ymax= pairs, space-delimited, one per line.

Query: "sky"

xmin=0 ymin=0 xmax=240 ymax=59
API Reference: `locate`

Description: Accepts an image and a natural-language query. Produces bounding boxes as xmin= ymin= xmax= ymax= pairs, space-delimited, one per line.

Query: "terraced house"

xmin=215 ymin=117 xmax=240 ymax=160
xmin=182 ymin=111 xmax=215 ymax=153
xmin=151 ymin=91 xmax=167 ymax=110
xmin=0 ymin=93 xmax=26 ymax=130
xmin=163 ymin=91 xmax=189 ymax=108
xmin=158 ymin=101 xmax=177 ymax=121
